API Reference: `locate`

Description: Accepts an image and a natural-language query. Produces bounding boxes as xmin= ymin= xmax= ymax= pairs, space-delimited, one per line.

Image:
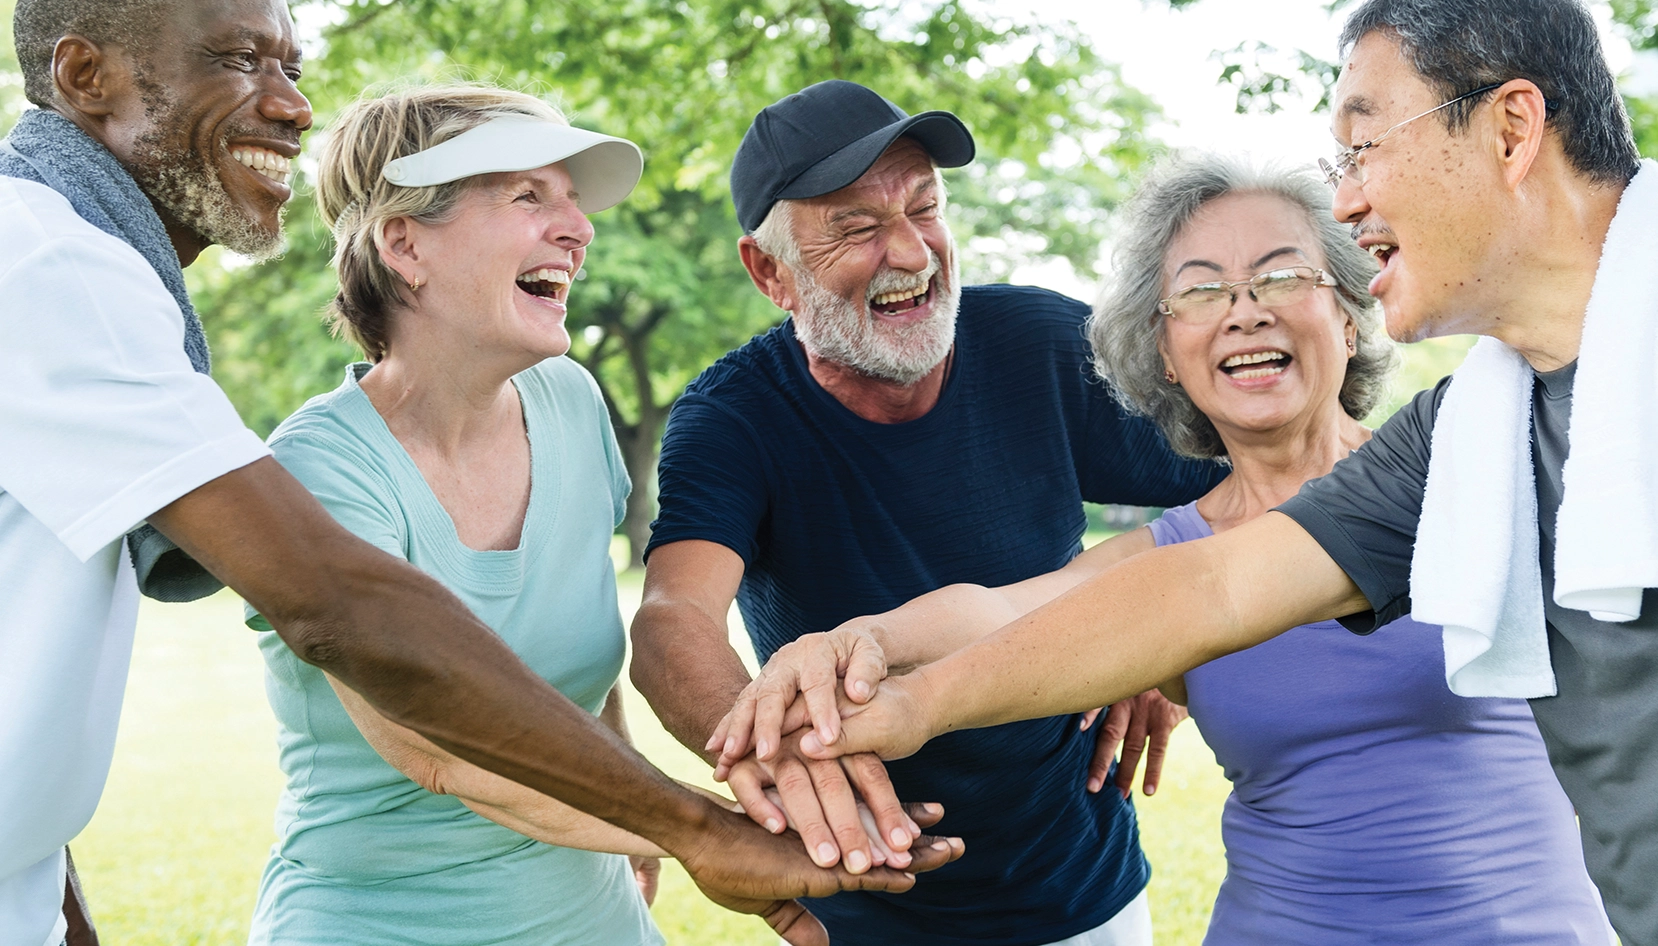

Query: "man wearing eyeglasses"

xmin=777 ymin=2 xmax=1658 ymax=943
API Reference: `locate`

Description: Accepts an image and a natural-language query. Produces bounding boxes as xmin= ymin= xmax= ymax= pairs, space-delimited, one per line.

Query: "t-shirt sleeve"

xmin=0 ymin=232 xmax=269 ymax=561
xmin=1078 ymin=385 xmax=1228 ymax=507
xmin=245 ymin=431 xmax=407 ymax=631
xmin=1276 ymin=378 xmax=1448 ymax=633
xmin=645 ymin=393 xmax=770 ymax=566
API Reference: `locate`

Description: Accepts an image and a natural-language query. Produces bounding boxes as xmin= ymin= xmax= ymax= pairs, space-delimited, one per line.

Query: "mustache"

xmin=1350 ymin=221 xmax=1397 ymax=244
xmin=220 ymin=120 xmax=302 ymax=153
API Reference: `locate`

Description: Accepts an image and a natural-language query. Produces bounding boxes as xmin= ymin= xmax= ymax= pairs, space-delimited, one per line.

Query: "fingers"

xmin=903 ymin=800 xmax=946 ymax=830
xmin=1079 ymin=707 xmax=1103 ymax=731
xmin=770 ymin=753 xmax=850 ymax=870
xmin=803 ymin=754 xmax=877 ymax=874
xmin=765 ymin=900 xmax=830 ymax=946
xmin=727 ymin=759 xmax=789 ymax=835
xmin=631 ymin=855 xmax=661 ymax=907
xmin=799 ymin=659 xmax=846 ymax=750
xmin=1112 ymin=696 xmax=1153 ymax=800
xmin=841 ymin=634 xmax=886 ymax=705
xmin=841 ymin=752 xmax=919 ymax=858
xmin=753 ymin=682 xmax=793 ymax=762
xmin=902 ymin=835 xmax=966 ymax=873
xmin=1088 ymin=701 xmax=1131 ymax=794
xmin=1139 ymin=697 xmax=1187 ymax=797
xmin=710 ymin=688 xmax=759 ymax=765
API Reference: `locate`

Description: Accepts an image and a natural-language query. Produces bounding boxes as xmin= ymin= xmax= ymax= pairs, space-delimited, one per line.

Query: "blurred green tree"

xmin=181 ymin=0 xmax=1163 ymax=566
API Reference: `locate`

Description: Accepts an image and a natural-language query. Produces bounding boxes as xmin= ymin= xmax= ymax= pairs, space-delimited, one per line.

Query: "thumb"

xmin=767 ymin=901 xmax=829 ymax=946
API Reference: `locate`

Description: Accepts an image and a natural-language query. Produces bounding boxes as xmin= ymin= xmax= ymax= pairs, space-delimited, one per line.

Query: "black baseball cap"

xmin=731 ymin=80 xmax=976 ymax=233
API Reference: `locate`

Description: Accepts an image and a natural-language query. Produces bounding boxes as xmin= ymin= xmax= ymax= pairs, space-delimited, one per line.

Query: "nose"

xmin=259 ymin=67 xmax=313 ymax=132
xmin=1221 ymin=290 xmax=1276 ymax=333
xmin=549 ymin=202 xmax=594 ymax=252
xmin=1330 ymin=172 xmax=1369 ymax=225
xmin=883 ymin=216 xmax=932 ymax=274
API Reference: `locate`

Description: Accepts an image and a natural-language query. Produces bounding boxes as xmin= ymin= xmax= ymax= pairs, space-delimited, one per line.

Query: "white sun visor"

xmin=380 ymin=117 xmax=644 ymax=212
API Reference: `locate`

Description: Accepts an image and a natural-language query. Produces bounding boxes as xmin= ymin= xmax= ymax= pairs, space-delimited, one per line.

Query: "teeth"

xmin=516 ymin=268 xmax=572 ymax=285
xmin=1368 ymin=243 xmax=1396 ymax=260
xmin=1230 ymin=365 xmax=1286 ymax=379
xmin=231 ymin=147 xmax=292 ymax=185
xmin=869 ymin=284 xmax=928 ymax=306
xmin=1221 ymin=351 xmax=1287 ymax=369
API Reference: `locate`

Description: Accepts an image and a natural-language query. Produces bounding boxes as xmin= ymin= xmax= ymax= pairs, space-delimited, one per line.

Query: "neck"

xmin=357 ymin=315 xmax=528 ymax=456
xmin=1199 ymin=404 xmax=1371 ymax=532
xmin=153 ymin=202 xmax=208 ymax=267
xmin=1478 ymin=173 xmax=1627 ymax=372
xmin=803 ymin=344 xmax=952 ymax=424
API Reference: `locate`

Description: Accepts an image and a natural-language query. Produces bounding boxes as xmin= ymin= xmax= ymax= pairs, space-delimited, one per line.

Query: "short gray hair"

xmin=1089 ymin=153 xmax=1399 ymax=460
xmin=1340 ymin=0 xmax=1638 ymax=186
xmin=750 ymin=198 xmax=801 ymax=266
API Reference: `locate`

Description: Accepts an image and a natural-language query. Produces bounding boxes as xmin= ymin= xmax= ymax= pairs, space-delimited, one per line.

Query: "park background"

xmin=6 ymin=0 xmax=1658 ymax=941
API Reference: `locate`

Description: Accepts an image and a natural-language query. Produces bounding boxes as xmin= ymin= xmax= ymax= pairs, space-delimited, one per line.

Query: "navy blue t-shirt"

xmin=649 ymin=284 xmax=1223 ymax=946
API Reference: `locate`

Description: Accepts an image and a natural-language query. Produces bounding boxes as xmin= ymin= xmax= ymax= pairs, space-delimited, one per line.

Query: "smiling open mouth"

xmin=516 ymin=267 xmax=571 ymax=299
xmin=869 ymin=278 xmax=932 ymax=316
xmin=1369 ymin=242 xmax=1398 ymax=266
xmin=232 ymin=147 xmax=292 ymax=186
xmin=1221 ymin=350 xmax=1291 ymax=379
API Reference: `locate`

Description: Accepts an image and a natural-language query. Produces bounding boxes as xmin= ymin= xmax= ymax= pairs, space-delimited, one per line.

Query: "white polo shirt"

xmin=0 ymin=177 xmax=269 ymax=946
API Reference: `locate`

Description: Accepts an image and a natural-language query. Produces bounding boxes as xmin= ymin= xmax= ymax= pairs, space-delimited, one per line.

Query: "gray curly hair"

xmin=1088 ymin=153 xmax=1399 ymax=460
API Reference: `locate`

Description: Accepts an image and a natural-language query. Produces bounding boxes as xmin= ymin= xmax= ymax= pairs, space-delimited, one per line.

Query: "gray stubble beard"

xmin=791 ymin=243 xmax=961 ymax=387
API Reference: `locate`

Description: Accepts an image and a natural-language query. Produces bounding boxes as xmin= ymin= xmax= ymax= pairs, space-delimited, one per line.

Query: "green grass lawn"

xmin=73 ymin=571 xmax=1230 ymax=945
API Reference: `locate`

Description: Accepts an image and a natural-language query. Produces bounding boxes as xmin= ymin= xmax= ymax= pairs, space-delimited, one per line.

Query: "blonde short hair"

xmin=315 ymin=84 xmax=568 ymax=361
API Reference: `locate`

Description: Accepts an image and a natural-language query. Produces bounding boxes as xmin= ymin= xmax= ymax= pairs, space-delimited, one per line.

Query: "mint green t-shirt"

xmin=246 ymin=359 xmax=661 ymax=946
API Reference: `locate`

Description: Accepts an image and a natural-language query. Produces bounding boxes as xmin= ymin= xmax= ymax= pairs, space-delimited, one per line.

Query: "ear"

xmin=1155 ymin=332 xmax=1177 ymax=380
xmin=1344 ymin=316 xmax=1359 ymax=356
xmin=1489 ymin=78 xmax=1548 ymax=189
xmin=373 ymin=217 xmax=422 ymax=294
xmin=51 ymin=34 xmax=125 ymax=119
xmin=738 ymin=235 xmax=798 ymax=312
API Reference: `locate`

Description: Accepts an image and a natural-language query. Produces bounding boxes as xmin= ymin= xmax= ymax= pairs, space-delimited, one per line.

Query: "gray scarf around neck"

xmin=1 ymin=109 xmax=224 ymax=601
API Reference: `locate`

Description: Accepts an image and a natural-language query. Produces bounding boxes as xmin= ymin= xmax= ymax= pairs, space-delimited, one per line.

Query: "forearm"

xmin=870 ymin=529 xmax=1154 ymax=671
xmin=866 ymin=585 xmax=1028 ymax=672
xmin=151 ymin=460 xmax=715 ymax=855
xmin=910 ymin=514 xmax=1363 ymax=734
xmin=630 ymin=599 xmax=753 ymax=759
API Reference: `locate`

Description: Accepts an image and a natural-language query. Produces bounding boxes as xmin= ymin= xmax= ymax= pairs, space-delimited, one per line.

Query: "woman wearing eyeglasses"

xmin=712 ymin=154 xmax=1612 ymax=943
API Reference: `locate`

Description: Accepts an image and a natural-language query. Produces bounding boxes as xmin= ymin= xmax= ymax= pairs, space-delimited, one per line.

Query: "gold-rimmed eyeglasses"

xmin=1319 ymin=83 xmax=1503 ymax=188
xmin=1158 ymin=266 xmax=1338 ymax=324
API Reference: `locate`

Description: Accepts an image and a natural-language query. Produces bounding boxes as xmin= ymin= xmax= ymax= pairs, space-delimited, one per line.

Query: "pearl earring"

xmin=1164 ymin=368 xmax=1177 ymax=384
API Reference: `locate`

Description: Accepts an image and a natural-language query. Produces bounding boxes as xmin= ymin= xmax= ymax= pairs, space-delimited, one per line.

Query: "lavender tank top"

xmin=1150 ymin=502 xmax=1609 ymax=945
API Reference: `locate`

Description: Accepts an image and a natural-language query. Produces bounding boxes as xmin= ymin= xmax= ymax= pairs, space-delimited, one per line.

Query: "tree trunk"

xmin=619 ymin=421 xmax=660 ymax=571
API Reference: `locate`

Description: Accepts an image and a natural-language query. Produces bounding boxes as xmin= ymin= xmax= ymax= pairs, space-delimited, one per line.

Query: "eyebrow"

xmin=1172 ymin=246 xmax=1308 ymax=280
xmin=1337 ymin=93 xmax=1380 ymax=121
xmin=210 ymin=26 xmax=304 ymax=63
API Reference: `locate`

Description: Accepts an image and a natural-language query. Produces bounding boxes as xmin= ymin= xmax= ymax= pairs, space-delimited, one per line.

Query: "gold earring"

xmin=1164 ymin=368 xmax=1177 ymax=384
xmin=408 ymin=275 xmax=423 ymax=292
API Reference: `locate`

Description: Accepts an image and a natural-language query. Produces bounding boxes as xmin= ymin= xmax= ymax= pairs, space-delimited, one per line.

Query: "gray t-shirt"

xmin=1279 ymin=362 xmax=1658 ymax=946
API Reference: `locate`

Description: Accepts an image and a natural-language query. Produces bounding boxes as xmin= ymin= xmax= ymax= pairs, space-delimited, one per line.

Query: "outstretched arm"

xmin=325 ymin=673 xmax=670 ymax=857
xmin=151 ymin=459 xmax=959 ymax=945
xmin=713 ymin=528 xmax=1158 ymax=766
xmin=801 ymin=512 xmax=1367 ymax=761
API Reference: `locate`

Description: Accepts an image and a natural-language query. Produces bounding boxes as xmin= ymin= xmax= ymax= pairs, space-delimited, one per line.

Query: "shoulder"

xmin=683 ymin=322 xmax=792 ymax=397
xmin=519 ymin=355 xmax=609 ymax=418
xmin=0 ymin=178 xmax=167 ymax=290
xmin=266 ymin=372 xmax=395 ymax=491
xmin=959 ymin=284 xmax=1090 ymax=333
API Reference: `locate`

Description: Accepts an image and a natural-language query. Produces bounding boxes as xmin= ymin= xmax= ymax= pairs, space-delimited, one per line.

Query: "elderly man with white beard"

xmin=630 ymin=80 xmax=1225 ymax=946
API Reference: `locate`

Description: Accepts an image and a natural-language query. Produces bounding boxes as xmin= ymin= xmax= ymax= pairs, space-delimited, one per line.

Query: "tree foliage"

xmin=179 ymin=0 xmax=1163 ymax=565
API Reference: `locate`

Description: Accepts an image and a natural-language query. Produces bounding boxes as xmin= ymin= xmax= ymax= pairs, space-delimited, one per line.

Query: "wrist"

xmin=648 ymin=786 xmax=724 ymax=862
xmin=900 ymin=663 xmax=952 ymax=741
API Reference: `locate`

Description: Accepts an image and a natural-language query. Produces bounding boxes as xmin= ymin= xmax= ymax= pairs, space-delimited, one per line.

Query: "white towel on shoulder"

xmin=1411 ymin=157 xmax=1658 ymax=698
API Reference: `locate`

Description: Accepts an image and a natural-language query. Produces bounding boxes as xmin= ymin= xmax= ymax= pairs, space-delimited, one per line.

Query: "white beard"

xmin=791 ymin=244 xmax=960 ymax=386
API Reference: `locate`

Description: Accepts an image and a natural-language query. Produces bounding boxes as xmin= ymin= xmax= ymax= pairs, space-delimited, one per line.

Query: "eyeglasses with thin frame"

xmin=1319 ymin=83 xmax=1503 ymax=188
xmin=1158 ymin=266 xmax=1339 ymax=324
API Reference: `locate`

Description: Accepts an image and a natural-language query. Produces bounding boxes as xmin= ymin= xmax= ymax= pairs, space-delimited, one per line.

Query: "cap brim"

xmin=776 ymin=111 xmax=975 ymax=201
xmin=381 ymin=117 xmax=644 ymax=213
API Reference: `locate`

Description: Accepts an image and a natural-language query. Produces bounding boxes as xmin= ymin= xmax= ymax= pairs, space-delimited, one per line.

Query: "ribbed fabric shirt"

xmin=649 ymin=284 xmax=1225 ymax=946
